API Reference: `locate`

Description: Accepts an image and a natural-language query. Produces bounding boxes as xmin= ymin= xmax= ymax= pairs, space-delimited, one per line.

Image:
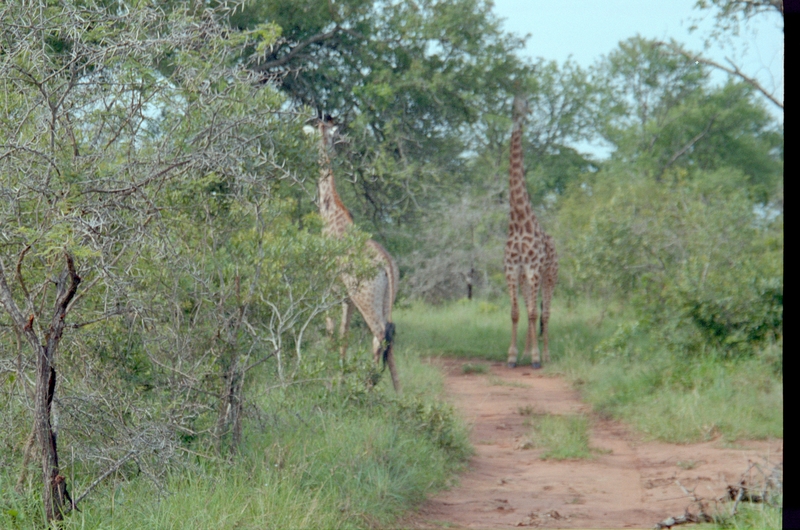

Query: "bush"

xmin=555 ymin=167 xmax=782 ymax=357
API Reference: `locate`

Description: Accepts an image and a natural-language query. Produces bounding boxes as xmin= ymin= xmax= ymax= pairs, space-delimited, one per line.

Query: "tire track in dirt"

xmin=402 ymin=358 xmax=782 ymax=529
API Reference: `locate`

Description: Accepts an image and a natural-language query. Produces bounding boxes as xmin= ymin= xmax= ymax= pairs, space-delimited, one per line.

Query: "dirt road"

xmin=403 ymin=358 xmax=782 ymax=529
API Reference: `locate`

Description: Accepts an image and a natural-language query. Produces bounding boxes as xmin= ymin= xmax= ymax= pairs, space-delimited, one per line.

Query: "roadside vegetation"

xmin=395 ymin=296 xmax=782 ymax=445
xmin=1 ymin=344 xmax=471 ymax=529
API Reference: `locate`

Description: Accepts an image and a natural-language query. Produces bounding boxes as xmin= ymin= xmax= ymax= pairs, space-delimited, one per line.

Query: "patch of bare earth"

xmin=400 ymin=358 xmax=782 ymax=529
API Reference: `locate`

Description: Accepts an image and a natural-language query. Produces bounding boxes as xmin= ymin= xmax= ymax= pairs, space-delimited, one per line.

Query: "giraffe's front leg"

xmin=506 ymin=271 xmax=520 ymax=368
xmin=325 ymin=315 xmax=336 ymax=339
xmin=371 ymin=335 xmax=382 ymax=366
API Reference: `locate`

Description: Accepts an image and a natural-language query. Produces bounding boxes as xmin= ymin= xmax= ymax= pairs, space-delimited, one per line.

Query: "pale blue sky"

xmin=491 ymin=0 xmax=784 ymax=151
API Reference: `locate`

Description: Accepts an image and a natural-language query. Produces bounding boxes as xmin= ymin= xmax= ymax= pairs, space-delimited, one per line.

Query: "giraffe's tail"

xmin=381 ymin=322 xmax=396 ymax=370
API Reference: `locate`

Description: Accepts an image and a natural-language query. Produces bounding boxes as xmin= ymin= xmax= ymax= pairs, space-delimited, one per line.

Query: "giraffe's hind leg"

xmin=338 ymin=299 xmax=354 ymax=361
xmin=523 ymin=271 xmax=542 ymax=369
xmin=383 ymin=326 xmax=401 ymax=393
xmin=352 ymin=271 xmax=401 ymax=392
xmin=540 ymin=243 xmax=558 ymax=363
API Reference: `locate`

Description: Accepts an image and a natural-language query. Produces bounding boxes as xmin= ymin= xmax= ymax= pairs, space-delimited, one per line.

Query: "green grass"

xmin=394 ymin=297 xmax=613 ymax=364
xmin=0 ymin=346 xmax=471 ymax=530
xmin=461 ymin=362 xmax=489 ymax=374
xmin=522 ymin=413 xmax=595 ymax=460
xmin=709 ymin=501 xmax=783 ymax=529
xmin=394 ymin=298 xmax=520 ymax=361
xmin=559 ymin=346 xmax=783 ymax=443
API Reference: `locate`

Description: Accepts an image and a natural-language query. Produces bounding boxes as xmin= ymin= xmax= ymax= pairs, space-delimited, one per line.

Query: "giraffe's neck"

xmin=508 ymin=122 xmax=536 ymax=223
xmin=317 ymin=132 xmax=352 ymax=237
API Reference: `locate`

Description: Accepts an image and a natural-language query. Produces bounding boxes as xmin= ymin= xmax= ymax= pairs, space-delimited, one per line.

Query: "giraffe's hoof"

xmin=531 ymin=362 xmax=542 ymax=369
xmin=507 ymin=362 xmax=517 ymax=369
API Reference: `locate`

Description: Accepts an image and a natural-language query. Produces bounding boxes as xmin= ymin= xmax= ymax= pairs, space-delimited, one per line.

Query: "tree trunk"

xmin=215 ymin=360 xmax=244 ymax=455
xmin=32 ymin=254 xmax=80 ymax=520
xmin=36 ymin=357 xmax=68 ymax=520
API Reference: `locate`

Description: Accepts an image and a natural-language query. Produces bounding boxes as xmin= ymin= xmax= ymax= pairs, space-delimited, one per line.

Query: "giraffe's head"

xmin=512 ymin=95 xmax=529 ymax=124
xmin=317 ymin=114 xmax=338 ymax=152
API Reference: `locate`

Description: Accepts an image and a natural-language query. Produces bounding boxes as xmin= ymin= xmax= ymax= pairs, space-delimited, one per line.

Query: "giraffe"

xmin=504 ymin=95 xmax=559 ymax=369
xmin=316 ymin=115 xmax=401 ymax=392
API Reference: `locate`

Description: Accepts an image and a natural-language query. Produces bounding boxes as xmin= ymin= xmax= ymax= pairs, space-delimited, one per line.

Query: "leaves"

xmin=556 ymin=167 xmax=782 ymax=355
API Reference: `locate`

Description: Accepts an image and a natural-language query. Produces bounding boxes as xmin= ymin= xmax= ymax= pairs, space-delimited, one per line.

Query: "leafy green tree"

xmin=469 ymin=60 xmax=599 ymax=200
xmin=592 ymin=36 xmax=707 ymax=163
xmin=222 ymin=0 xmax=530 ymax=231
xmin=400 ymin=58 xmax=597 ymax=302
xmin=695 ymin=0 xmax=783 ymax=37
xmin=592 ymin=37 xmax=782 ymax=199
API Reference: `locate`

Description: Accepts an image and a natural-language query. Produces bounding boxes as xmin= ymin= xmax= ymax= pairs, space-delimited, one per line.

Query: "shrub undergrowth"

xmin=0 ymin=345 xmax=471 ymax=529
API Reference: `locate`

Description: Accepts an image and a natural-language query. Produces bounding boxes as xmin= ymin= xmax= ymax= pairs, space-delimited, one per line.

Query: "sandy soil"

xmin=401 ymin=358 xmax=782 ymax=529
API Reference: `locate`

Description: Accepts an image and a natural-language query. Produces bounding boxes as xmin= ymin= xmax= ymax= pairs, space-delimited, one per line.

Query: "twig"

xmin=253 ymin=25 xmax=346 ymax=72
xmin=730 ymin=486 xmax=745 ymax=516
xmin=64 ymin=449 xmax=137 ymax=515
xmin=653 ymin=510 xmax=710 ymax=529
xmin=244 ymin=350 xmax=277 ymax=373
xmin=652 ymin=481 xmax=713 ymax=528
xmin=176 ymin=446 xmax=225 ymax=463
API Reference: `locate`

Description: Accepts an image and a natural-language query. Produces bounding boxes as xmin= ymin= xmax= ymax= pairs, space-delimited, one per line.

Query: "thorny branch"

xmin=253 ymin=24 xmax=351 ymax=73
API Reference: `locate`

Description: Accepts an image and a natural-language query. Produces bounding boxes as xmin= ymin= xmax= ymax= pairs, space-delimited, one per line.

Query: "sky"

xmin=489 ymin=0 xmax=784 ymax=157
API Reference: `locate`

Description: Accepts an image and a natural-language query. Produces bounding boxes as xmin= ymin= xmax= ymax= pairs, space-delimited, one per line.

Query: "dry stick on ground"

xmin=61 ymin=450 xmax=137 ymax=515
xmin=653 ymin=510 xmax=711 ymax=529
xmin=728 ymin=461 xmax=758 ymax=516
xmin=726 ymin=459 xmax=783 ymax=515
xmin=654 ymin=459 xmax=783 ymax=528
xmin=653 ymin=481 xmax=713 ymax=529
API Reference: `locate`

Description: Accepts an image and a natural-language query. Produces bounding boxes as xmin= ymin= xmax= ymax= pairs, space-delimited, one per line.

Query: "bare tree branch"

xmin=64 ymin=449 xmax=137 ymax=514
xmin=657 ymin=113 xmax=720 ymax=180
xmin=656 ymin=41 xmax=783 ymax=110
xmin=253 ymin=25 xmax=346 ymax=72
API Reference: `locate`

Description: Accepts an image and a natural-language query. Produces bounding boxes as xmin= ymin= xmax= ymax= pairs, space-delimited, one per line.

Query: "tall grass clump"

xmin=524 ymin=413 xmax=595 ymax=460
xmin=568 ymin=322 xmax=783 ymax=443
